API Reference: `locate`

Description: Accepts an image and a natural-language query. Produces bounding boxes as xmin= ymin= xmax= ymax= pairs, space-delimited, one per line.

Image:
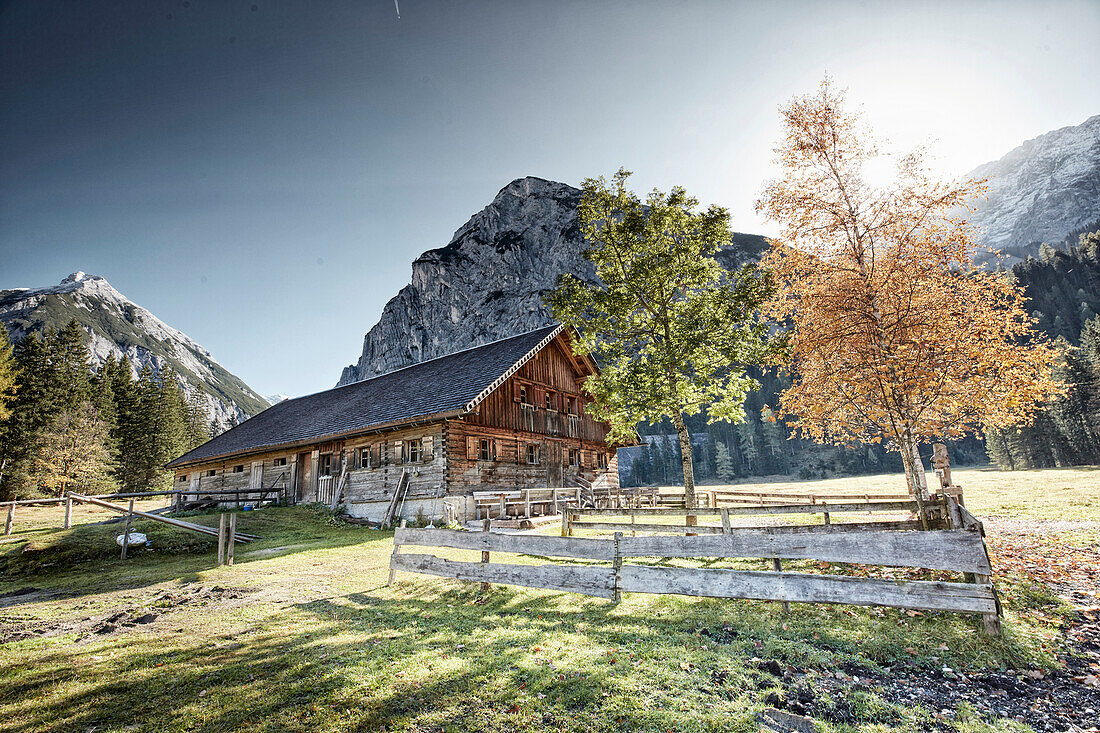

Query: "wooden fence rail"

xmin=389 ymin=516 xmax=1001 ymax=634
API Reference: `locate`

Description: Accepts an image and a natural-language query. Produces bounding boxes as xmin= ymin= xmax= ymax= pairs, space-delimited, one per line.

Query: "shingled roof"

xmin=168 ymin=324 xmax=564 ymax=468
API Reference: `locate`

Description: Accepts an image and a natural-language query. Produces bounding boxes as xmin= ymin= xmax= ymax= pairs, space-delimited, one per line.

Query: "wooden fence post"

xmin=480 ymin=518 xmax=491 ymax=593
xmin=822 ymin=502 xmax=831 ymax=525
xmin=561 ymin=510 xmax=570 ymax=537
xmin=611 ymin=532 xmax=623 ymax=603
xmin=4 ymin=504 xmax=14 ymax=535
xmin=227 ymin=513 xmax=236 ymax=566
xmin=63 ymin=495 xmax=73 ymax=529
xmin=720 ymin=508 xmax=731 ymax=535
xmin=387 ymin=519 xmax=407 ymax=586
xmin=120 ymin=499 xmax=135 ymax=560
xmin=217 ymin=513 xmax=227 ymax=566
xmin=523 ymin=489 xmax=531 ymax=518
xmin=772 ymin=557 xmax=790 ymax=613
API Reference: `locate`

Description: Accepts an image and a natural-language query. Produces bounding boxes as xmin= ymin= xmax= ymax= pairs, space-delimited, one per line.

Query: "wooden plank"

xmin=393 ymin=527 xmax=615 ymax=561
xmin=68 ymin=494 xmax=254 ymax=542
xmin=571 ymin=519 xmax=934 ymax=535
xmin=618 ymin=565 xmax=997 ymax=614
xmin=390 ymin=553 xmax=617 ymax=599
xmin=617 ymin=529 xmax=991 ymax=574
xmin=569 ymin=520 xmax=727 ymax=535
xmin=576 ymin=501 xmax=918 ymax=518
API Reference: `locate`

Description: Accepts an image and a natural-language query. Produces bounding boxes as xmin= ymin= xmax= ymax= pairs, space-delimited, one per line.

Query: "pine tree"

xmin=0 ymin=327 xmax=16 ymax=424
xmin=714 ymin=441 xmax=735 ymax=483
xmin=737 ymin=422 xmax=759 ymax=474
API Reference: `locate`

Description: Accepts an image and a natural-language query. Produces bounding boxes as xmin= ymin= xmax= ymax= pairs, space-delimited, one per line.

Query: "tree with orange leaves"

xmin=755 ymin=79 xmax=1061 ymax=511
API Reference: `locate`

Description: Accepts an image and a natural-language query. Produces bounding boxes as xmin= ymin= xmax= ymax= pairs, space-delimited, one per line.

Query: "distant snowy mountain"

xmin=265 ymin=393 xmax=291 ymax=405
xmin=0 ymin=272 xmax=269 ymax=431
xmin=968 ymin=114 xmax=1100 ymax=264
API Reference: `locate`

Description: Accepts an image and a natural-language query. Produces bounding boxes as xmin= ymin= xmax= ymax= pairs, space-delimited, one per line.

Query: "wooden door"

xmin=296 ymin=452 xmax=312 ymax=501
xmin=546 ymin=440 xmax=563 ymax=487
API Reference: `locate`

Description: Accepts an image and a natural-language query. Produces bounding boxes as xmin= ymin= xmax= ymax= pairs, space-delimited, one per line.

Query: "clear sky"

xmin=2 ymin=0 xmax=1098 ymax=399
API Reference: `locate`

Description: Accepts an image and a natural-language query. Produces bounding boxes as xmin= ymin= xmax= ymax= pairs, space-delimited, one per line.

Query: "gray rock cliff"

xmin=968 ymin=114 xmax=1100 ymax=263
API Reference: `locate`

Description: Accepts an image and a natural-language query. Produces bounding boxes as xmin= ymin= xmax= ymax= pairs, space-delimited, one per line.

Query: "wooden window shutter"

xmin=467 ymin=436 xmax=478 ymax=460
xmin=378 ymin=442 xmax=387 ymax=465
xmin=513 ymin=381 xmax=522 ymax=402
xmin=422 ymin=435 xmax=434 ymax=460
xmin=394 ymin=440 xmax=403 ymax=464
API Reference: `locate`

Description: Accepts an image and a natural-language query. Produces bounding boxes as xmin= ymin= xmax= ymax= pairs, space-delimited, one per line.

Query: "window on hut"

xmin=526 ymin=444 xmax=539 ymax=465
xmin=545 ymin=390 xmax=556 ymax=410
xmin=233 ymin=465 xmax=244 ymax=473
xmin=407 ymin=438 xmax=422 ymax=463
xmin=478 ymin=438 xmax=493 ymax=461
xmin=519 ymin=385 xmax=530 ymax=404
xmin=178 ymin=474 xmax=188 ymax=483
xmin=568 ymin=449 xmax=578 ymax=467
xmin=597 ymin=453 xmax=608 ymax=469
xmin=206 ymin=469 xmax=216 ymax=477
xmin=359 ymin=447 xmax=370 ymax=469
xmin=318 ymin=454 xmax=332 ymax=475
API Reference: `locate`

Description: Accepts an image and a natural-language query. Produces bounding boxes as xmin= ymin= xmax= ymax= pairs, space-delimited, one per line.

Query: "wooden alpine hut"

xmin=167 ymin=325 xmax=627 ymax=523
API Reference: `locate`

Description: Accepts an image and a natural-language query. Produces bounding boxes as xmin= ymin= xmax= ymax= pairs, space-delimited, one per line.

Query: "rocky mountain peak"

xmin=0 ymin=273 xmax=268 ymax=431
xmin=968 ymin=114 xmax=1100 ymax=262
xmin=338 ymin=176 xmax=591 ymax=385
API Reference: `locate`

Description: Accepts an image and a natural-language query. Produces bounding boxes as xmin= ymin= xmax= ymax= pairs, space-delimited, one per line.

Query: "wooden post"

xmin=720 ymin=508 xmax=731 ymax=535
xmin=710 ymin=491 xmax=717 ymax=509
xmin=227 ymin=514 xmax=236 ymax=566
xmin=120 ymin=499 xmax=135 ymax=560
xmin=498 ymin=494 xmax=506 ymax=520
xmin=773 ymin=558 xmax=790 ymax=613
xmin=217 ymin=513 xmax=227 ymax=566
xmin=480 ymin=518 xmax=491 ymax=593
xmin=630 ymin=511 xmax=636 ymax=537
xmin=4 ymin=504 xmax=14 ymax=536
xmin=822 ymin=502 xmax=831 ymax=525
xmin=611 ymin=532 xmax=623 ymax=603
xmin=561 ymin=510 xmax=570 ymax=537
xmin=387 ymin=519 xmax=407 ymax=586
xmin=64 ymin=495 xmax=73 ymax=529
xmin=523 ymin=489 xmax=531 ymax=518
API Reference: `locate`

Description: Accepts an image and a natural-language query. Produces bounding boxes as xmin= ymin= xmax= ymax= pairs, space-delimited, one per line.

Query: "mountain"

xmin=0 ymin=272 xmax=269 ymax=430
xmin=967 ymin=114 xmax=1100 ymax=264
xmin=265 ymin=393 xmax=291 ymax=404
xmin=338 ymin=176 xmax=768 ymax=384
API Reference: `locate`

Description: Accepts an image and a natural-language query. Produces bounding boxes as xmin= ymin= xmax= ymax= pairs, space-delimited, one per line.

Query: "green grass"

xmin=0 ymin=468 xmax=1094 ymax=733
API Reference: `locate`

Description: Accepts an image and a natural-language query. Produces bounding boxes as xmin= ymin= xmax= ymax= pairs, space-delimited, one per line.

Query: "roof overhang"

xmin=165 ymin=408 xmax=465 ymax=470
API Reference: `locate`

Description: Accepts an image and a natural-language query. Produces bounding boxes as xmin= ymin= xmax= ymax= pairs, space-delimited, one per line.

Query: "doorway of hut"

xmin=546 ymin=440 xmax=563 ymax=487
xmin=295 ymin=451 xmax=311 ymax=502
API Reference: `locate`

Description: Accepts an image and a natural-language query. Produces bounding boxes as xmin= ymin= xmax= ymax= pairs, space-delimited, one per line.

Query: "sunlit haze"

xmin=2 ymin=0 xmax=1097 ymax=397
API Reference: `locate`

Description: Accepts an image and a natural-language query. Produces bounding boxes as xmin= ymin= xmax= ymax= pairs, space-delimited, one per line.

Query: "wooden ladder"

xmin=381 ymin=470 xmax=410 ymax=528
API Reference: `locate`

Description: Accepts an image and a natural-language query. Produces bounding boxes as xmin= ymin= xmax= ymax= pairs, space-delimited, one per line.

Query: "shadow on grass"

xmin=0 ymin=506 xmax=393 ymax=604
xmin=0 ymin=564 xmax=1059 ymax=733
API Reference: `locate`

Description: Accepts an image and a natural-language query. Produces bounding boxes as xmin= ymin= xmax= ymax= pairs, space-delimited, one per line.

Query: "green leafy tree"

xmin=30 ymin=402 xmax=114 ymax=496
xmin=549 ymin=169 xmax=776 ymax=518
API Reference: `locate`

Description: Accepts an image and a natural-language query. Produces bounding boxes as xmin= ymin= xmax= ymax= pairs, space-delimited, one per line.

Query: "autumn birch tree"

xmin=549 ymin=170 xmax=775 ymax=520
xmin=756 ymin=79 xmax=1060 ymax=508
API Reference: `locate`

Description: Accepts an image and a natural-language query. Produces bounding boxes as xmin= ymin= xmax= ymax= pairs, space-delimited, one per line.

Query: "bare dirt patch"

xmin=0 ymin=584 xmax=258 ymax=644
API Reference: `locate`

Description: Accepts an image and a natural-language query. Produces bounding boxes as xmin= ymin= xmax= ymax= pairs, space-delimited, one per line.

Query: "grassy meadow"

xmin=0 ymin=467 xmax=1096 ymax=733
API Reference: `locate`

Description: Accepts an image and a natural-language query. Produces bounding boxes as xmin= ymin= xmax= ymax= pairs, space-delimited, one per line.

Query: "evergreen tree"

xmin=714 ymin=441 xmax=735 ymax=483
xmin=0 ymin=327 xmax=16 ymax=424
xmin=737 ymin=422 xmax=759 ymax=474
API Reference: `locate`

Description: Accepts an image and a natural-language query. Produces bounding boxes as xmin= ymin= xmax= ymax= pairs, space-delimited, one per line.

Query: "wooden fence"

xmin=562 ymin=499 xmax=926 ymax=536
xmin=389 ymin=497 xmax=1001 ymax=635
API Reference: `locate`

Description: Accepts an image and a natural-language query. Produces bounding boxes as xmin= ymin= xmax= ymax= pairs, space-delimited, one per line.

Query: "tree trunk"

xmin=672 ymin=412 xmax=697 ymax=527
xmin=900 ymin=432 xmax=930 ymax=529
